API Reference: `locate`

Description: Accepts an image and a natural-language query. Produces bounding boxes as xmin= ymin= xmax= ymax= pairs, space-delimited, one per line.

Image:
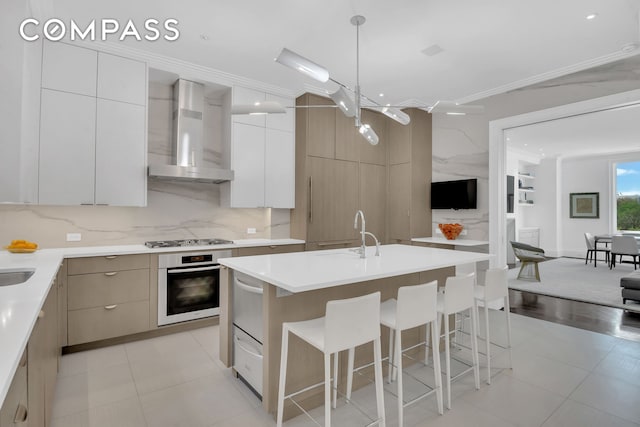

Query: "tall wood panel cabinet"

xmin=291 ymin=93 xmax=388 ymax=249
xmin=387 ymin=108 xmax=432 ymax=243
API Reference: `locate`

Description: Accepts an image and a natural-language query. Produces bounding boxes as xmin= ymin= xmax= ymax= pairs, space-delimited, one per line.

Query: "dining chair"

xmin=584 ymin=232 xmax=610 ymax=267
xmin=610 ymin=235 xmax=640 ymax=270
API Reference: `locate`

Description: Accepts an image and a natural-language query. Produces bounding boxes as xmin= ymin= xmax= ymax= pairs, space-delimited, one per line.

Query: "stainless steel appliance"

xmin=157 ymin=250 xmax=231 ymax=326
xmin=147 ymin=79 xmax=234 ymax=184
xmin=232 ymin=272 xmax=264 ymax=397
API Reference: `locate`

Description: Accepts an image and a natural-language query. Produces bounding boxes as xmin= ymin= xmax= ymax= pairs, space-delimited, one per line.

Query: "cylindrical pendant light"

xmin=359 ymin=124 xmax=379 ymax=145
xmin=275 ymin=48 xmax=330 ymax=83
xmin=329 ymin=87 xmax=356 ymax=118
xmin=231 ymin=101 xmax=286 ymax=115
xmin=381 ymin=106 xmax=411 ymax=125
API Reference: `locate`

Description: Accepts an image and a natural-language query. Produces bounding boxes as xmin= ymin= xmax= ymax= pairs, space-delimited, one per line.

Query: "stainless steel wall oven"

xmin=158 ymin=250 xmax=231 ymax=326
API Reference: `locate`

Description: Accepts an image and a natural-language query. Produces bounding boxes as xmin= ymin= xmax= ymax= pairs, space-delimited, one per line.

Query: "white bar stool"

xmin=437 ymin=273 xmax=480 ymax=410
xmin=380 ymin=281 xmax=443 ymax=427
xmin=276 ymin=292 xmax=386 ymax=427
xmin=474 ymin=266 xmax=513 ymax=384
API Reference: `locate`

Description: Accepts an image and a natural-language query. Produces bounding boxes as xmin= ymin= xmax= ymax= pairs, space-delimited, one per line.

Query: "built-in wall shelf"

xmin=518 ymin=202 xmax=535 ymax=207
xmin=518 ymin=189 xmax=535 ymax=193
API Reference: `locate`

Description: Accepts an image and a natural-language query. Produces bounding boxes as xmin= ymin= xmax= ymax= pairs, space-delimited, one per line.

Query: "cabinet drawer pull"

xmin=38 ymin=310 xmax=45 ymax=319
xmin=14 ymin=404 xmax=28 ymax=423
xmin=308 ymin=176 xmax=313 ymax=224
xmin=269 ymin=245 xmax=278 ymax=249
xmin=317 ymin=241 xmax=352 ymax=247
xmin=104 ymin=305 xmax=118 ymax=310
xmin=104 ymin=272 xmax=118 ymax=277
xmin=105 ymin=255 xmax=118 ymax=260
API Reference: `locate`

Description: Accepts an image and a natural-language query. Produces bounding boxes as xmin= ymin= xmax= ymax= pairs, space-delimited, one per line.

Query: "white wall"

xmin=535 ymin=157 xmax=560 ymax=256
xmin=559 ymin=152 xmax=640 ymax=257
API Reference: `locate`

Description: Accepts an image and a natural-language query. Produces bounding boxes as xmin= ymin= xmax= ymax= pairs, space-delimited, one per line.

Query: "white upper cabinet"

xmin=265 ymin=128 xmax=295 ymax=208
xmin=232 ymin=86 xmax=266 ymax=127
xmin=95 ymin=99 xmax=147 ymax=206
xmin=41 ymin=41 xmax=97 ymax=97
xmin=229 ymin=122 xmax=266 ymax=207
xmin=38 ymin=42 xmax=147 ymax=206
xmin=97 ymin=53 xmax=147 ymax=105
xmin=39 ymin=89 xmax=96 ymax=205
xmin=225 ymin=86 xmax=295 ymax=209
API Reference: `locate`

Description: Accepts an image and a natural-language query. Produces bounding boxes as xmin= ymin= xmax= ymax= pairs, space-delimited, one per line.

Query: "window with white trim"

xmin=616 ymin=160 xmax=640 ymax=232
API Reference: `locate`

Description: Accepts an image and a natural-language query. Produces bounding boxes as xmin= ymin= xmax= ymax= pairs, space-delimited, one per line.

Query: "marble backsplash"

xmin=0 ymin=81 xmax=290 ymax=248
xmin=431 ymin=114 xmax=489 ymax=241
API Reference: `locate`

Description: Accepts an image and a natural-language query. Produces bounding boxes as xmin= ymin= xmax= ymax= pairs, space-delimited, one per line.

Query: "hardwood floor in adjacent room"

xmin=509 ymin=289 xmax=640 ymax=343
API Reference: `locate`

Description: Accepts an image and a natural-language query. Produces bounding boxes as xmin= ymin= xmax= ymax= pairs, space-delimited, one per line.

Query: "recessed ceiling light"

xmin=506 ymin=137 xmax=511 ymax=141
xmin=421 ymin=44 xmax=444 ymax=57
xmin=379 ymin=93 xmax=384 ymax=97
xmin=524 ymin=143 xmax=528 ymax=146
xmin=586 ymin=13 xmax=598 ymax=20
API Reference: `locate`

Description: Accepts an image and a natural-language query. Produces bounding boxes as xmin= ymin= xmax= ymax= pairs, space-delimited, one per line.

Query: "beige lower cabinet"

xmin=27 ymin=280 xmax=59 ymax=427
xmin=66 ymin=255 xmax=151 ymax=346
xmin=0 ymin=353 xmax=27 ymax=427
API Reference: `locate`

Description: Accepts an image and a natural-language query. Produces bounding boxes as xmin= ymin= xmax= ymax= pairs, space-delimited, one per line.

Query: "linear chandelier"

xmin=275 ymin=15 xmax=410 ymax=146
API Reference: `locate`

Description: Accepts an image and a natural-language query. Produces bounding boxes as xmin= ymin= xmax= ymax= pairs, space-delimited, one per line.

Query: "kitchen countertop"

xmin=219 ymin=243 xmax=492 ymax=293
xmin=412 ymin=237 xmax=489 ymax=246
xmin=0 ymin=238 xmax=304 ymax=406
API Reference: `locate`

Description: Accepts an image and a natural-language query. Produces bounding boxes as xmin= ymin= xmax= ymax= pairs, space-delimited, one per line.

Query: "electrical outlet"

xmin=66 ymin=233 xmax=81 ymax=242
xmin=247 ymin=228 xmax=257 ymax=234
xmin=460 ymin=229 xmax=468 ymax=236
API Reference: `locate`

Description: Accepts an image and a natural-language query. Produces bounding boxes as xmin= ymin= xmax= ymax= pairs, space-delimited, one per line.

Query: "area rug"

xmin=508 ymin=257 xmax=640 ymax=313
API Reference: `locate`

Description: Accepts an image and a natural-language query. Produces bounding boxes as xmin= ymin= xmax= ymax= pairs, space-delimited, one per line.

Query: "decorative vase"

xmin=438 ymin=223 xmax=463 ymax=240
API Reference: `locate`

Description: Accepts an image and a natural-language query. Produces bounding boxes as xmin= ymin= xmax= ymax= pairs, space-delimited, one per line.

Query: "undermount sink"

xmin=0 ymin=268 xmax=35 ymax=287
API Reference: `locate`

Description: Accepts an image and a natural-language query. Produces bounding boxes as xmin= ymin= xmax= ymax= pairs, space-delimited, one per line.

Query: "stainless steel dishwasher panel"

xmin=232 ymin=272 xmax=264 ymax=343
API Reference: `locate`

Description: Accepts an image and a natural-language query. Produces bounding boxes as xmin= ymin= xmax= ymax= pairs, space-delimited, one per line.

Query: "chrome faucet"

xmin=353 ymin=210 xmax=381 ymax=258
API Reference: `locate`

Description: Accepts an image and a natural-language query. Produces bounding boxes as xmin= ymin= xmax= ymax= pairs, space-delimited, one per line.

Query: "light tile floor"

xmin=51 ymin=312 xmax=640 ymax=427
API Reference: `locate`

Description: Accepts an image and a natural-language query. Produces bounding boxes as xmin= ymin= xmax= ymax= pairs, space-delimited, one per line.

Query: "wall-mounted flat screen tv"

xmin=430 ymin=178 xmax=477 ymax=210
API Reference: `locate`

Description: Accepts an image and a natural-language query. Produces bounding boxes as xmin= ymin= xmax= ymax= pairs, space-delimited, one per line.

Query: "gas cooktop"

xmin=144 ymin=238 xmax=234 ymax=248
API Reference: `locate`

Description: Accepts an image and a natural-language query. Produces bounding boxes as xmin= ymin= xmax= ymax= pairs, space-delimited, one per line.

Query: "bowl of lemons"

xmin=5 ymin=240 xmax=38 ymax=253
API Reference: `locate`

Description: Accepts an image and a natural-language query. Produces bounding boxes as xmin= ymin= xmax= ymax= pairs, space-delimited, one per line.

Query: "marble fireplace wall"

xmin=431 ymin=55 xmax=640 ymax=242
xmin=0 ymin=82 xmax=290 ymax=248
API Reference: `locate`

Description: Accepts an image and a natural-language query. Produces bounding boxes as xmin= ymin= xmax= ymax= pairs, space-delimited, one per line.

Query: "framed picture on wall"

xmin=570 ymin=192 xmax=599 ymax=218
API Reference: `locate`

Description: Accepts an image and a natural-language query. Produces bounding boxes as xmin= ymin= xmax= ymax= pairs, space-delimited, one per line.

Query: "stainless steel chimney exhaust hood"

xmin=148 ymin=79 xmax=234 ymax=184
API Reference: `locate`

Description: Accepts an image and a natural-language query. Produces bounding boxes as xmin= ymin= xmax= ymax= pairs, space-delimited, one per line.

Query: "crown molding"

xmin=455 ymin=50 xmax=640 ymax=105
xmin=72 ymin=40 xmax=297 ymax=98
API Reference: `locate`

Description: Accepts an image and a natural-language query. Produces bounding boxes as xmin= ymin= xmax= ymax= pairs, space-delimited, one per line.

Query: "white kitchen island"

xmin=218 ymin=244 xmax=491 ymax=418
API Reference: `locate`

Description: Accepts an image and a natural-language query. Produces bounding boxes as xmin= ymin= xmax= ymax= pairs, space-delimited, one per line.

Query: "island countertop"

xmin=218 ymin=243 xmax=491 ymax=293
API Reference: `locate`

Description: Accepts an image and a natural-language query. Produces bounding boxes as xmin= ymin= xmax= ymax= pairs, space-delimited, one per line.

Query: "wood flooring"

xmin=509 ymin=289 xmax=640 ymax=343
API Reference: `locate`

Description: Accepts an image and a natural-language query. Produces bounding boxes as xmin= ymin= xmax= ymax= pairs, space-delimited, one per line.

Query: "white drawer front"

xmin=233 ymin=327 xmax=263 ymax=396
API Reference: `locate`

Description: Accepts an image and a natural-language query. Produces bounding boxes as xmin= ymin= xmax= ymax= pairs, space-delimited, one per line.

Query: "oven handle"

xmin=167 ymin=265 xmax=221 ymax=274
xmin=234 ymin=278 xmax=264 ymax=295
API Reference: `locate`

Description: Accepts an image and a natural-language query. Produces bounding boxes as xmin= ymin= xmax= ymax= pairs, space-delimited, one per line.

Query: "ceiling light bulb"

xmin=359 ymin=124 xmax=379 ymax=145
xmin=275 ymin=48 xmax=330 ymax=83
xmin=586 ymin=13 xmax=598 ymax=20
xmin=379 ymin=93 xmax=384 ymax=97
